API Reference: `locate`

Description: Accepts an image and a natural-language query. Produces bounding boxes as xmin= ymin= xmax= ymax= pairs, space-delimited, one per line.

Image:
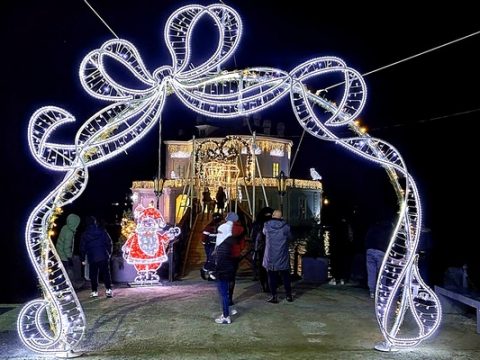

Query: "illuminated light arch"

xmin=19 ymin=3 xmax=441 ymax=356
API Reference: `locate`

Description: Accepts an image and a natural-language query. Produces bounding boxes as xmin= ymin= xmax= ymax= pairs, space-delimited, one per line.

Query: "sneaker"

xmin=215 ymin=315 xmax=231 ymax=324
xmin=106 ymin=289 xmax=113 ymax=298
xmin=339 ymin=279 xmax=345 ymax=285
xmin=329 ymin=278 xmax=337 ymax=285
xmin=90 ymin=291 xmax=98 ymax=298
xmin=267 ymin=296 xmax=278 ymax=304
xmin=286 ymin=295 xmax=293 ymax=302
xmin=230 ymin=309 xmax=238 ymax=316
xmin=370 ymin=292 xmax=375 ymax=299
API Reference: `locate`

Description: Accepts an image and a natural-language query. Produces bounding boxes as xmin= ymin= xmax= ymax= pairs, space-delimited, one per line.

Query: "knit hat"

xmin=225 ymin=212 xmax=239 ymax=222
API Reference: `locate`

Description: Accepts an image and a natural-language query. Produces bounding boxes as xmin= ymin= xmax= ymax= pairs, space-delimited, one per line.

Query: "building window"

xmin=173 ymin=161 xmax=186 ymax=178
xmin=272 ymin=162 xmax=279 ymax=177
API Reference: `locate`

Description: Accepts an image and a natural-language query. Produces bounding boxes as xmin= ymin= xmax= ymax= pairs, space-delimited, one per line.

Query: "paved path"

xmin=1 ymin=275 xmax=479 ymax=359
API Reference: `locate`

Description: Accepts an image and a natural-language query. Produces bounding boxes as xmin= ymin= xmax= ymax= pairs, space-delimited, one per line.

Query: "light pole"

xmin=277 ymin=170 xmax=287 ymax=214
xmin=153 ymin=110 xmax=165 ymax=210
xmin=153 ymin=176 xmax=164 ymax=209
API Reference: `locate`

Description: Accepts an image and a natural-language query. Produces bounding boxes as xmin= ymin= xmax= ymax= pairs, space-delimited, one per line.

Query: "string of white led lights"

xmin=19 ymin=3 xmax=440 ymax=356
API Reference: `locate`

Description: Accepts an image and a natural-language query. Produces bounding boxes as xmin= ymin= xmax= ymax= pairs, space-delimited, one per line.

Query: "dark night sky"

xmin=2 ymin=1 xmax=479 ymax=302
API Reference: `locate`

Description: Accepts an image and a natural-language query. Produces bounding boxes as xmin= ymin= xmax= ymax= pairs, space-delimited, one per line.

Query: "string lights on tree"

xmin=20 ymin=3 xmax=440 ymax=357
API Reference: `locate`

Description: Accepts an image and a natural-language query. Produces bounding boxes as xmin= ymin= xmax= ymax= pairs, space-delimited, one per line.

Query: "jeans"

xmin=217 ymin=279 xmax=230 ymax=317
xmin=366 ymin=248 xmax=385 ymax=293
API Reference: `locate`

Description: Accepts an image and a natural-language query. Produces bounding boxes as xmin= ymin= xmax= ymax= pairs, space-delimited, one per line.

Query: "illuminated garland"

xmin=20 ymin=2 xmax=439 ymax=356
xmin=195 ymin=136 xmax=252 ymax=181
xmin=132 ymin=177 xmax=322 ymax=190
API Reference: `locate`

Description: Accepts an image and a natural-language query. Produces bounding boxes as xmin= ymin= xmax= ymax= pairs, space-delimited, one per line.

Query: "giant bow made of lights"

xmin=19 ymin=3 xmax=441 ymax=356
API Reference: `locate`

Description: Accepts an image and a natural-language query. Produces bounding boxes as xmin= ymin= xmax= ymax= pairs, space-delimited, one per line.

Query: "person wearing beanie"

xmin=225 ymin=212 xmax=238 ymax=223
xmin=213 ymin=212 xmax=237 ymax=324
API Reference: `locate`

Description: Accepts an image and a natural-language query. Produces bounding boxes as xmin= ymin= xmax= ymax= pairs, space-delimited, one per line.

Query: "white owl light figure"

xmin=310 ymin=168 xmax=322 ymax=180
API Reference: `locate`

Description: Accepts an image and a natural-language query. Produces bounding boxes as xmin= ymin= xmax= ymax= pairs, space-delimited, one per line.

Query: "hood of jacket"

xmin=66 ymin=214 xmax=81 ymax=232
xmin=82 ymin=225 xmax=106 ymax=240
xmin=264 ymin=218 xmax=288 ymax=231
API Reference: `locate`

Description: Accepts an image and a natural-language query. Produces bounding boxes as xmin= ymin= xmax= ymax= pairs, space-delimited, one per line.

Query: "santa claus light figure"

xmin=122 ymin=203 xmax=180 ymax=284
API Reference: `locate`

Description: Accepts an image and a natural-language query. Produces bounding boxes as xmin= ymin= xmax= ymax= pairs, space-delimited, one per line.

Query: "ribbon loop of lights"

xmin=20 ymin=3 xmax=440 ymax=355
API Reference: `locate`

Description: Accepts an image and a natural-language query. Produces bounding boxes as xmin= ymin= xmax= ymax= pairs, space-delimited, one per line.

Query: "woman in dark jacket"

xmin=262 ymin=209 xmax=293 ymax=303
xmin=80 ymin=216 xmax=113 ymax=298
xmin=213 ymin=237 xmax=236 ymax=323
xmin=212 ymin=212 xmax=238 ymax=324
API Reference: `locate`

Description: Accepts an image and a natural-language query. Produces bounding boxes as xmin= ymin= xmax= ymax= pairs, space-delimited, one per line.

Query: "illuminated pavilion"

xmin=130 ymin=134 xmax=323 ymax=226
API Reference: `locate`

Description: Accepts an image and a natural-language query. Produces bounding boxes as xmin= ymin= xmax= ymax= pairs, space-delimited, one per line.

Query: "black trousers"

xmin=90 ymin=259 xmax=112 ymax=292
xmin=267 ymin=269 xmax=292 ymax=297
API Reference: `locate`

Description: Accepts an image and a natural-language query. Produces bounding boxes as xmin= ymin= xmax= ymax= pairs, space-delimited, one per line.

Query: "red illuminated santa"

xmin=122 ymin=203 xmax=180 ymax=283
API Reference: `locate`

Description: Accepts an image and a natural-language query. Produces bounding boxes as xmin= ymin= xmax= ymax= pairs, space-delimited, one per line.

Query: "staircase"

xmin=181 ymin=207 xmax=255 ymax=278
xmin=182 ymin=215 xmax=212 ymax=276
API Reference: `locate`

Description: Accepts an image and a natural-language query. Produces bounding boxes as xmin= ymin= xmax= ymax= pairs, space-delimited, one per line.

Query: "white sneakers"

xmin=215 ymin=315 xmax=232 ymax=324
xmin=90 ymin=289 xmax=113 ymax=298
xmin=215 ymin=308 xmax=237 ymax=324
xmin=329 ymin=278 xmax=345 ymax=285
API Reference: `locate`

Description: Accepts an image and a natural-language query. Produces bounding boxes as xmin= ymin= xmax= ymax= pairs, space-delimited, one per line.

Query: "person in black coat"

xmin=215 ymin=186 xmax=227 ymax=214
xmin=80 ymin=216 xmax=113 ymax=298
xmin=251 ymin=207 xmax=273 ymax=291
xmin=329 ymin=215 xmax=354 ymax=286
